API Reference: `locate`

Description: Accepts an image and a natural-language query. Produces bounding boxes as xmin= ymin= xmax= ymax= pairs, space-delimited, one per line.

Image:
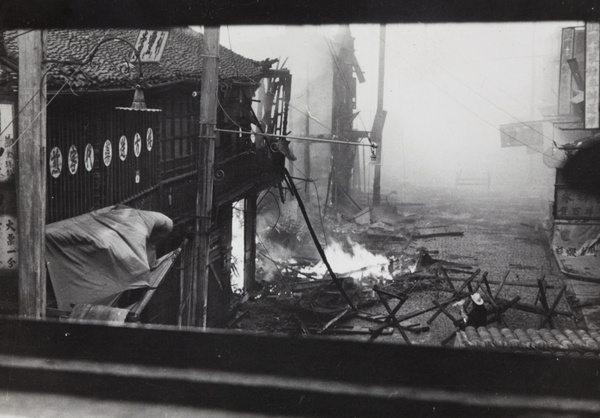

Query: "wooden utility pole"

xmin=303 ymin=71 xmax=311 ymax=201
xmin=372 ymin=24 xmax=386 ymax=206
xmin=17 ymin=30 xmax=47 ymax=318
xmin=193 ymin=26 xmax=220 ymax=329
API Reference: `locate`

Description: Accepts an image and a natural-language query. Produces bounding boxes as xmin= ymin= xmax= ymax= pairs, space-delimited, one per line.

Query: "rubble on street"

xmin=231 ymin=188 xmax=580 ymax=346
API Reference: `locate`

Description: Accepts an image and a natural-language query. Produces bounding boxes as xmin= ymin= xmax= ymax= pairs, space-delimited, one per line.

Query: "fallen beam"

xmin=413 ymin=231 xmax=464 ymax=239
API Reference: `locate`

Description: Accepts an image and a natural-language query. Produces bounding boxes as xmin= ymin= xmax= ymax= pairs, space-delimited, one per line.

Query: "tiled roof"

xmin=2 ymin=28 xmax=264 ymax=90
xmin=456 ymin=326 xmax=600 ymax=358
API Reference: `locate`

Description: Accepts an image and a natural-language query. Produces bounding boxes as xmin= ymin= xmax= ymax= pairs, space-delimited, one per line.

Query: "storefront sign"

xmin=146 ymin=128 xmax=153 ymax=151
xmin=0 ymin=103 xmax=15 ymax=183
xmin=585 ymin=22 xmax=600 ymax=129
xmin=0 ymin=213 xmax=17 ymax=271
xmin=102 ymin=140 xmax=112 ymax=167
xmin=555 ymin=186 xmax=600 ymax=220
xmin=119 ymin=135 xmax=128 ymax=161
xmin=68 ymin=145 xmax=78 ymax=175
xmin=133 ymin=30 xmax=169 ymax=63
xmin=85 ymin=143 xmax=94 ymax=171
xmin=49 ymin=147 xmax=63 ymax=178
xmin=134 ymin=133 xmax=142 ymax=157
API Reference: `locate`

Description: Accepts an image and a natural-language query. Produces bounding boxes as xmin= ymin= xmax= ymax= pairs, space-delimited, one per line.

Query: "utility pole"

xmin=304 ymin=68 xmax=311 ymax=201
xmin=17 ymin=30 xmax=47 ymax=318
xmin=372 ymin=24 xmax=386 ymax=206
xmin=193 ymin=26 xmax=219 ymax=329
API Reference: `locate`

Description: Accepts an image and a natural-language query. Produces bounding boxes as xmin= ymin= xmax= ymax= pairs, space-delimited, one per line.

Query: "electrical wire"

xmin=377 ymin=27 xmax=564 ymax=161
xmin=1 ymin=29 xmax=36 ymax=45
xmin=5 ymin=69 xmax=73 ymax=150
xmin=226 ymin=26 xmax=241 ymax=79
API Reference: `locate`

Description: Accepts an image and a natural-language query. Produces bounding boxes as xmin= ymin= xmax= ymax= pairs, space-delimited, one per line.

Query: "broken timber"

xmin=283 ymin=168 xmax=356 ymax=310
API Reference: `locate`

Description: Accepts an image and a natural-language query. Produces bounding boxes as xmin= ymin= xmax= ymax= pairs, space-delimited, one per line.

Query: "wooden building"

xmin=0 ymin=28 xmax=292 ymax=326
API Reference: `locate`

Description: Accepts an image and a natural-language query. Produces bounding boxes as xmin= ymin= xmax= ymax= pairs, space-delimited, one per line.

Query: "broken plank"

xmin=319 ymin=308 xmax=352 ymax=334
xmin=413 ymin=231 xmax=464 ymax=239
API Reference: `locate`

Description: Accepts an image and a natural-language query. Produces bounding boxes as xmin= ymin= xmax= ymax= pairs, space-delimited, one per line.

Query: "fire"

xmin=300 ymin=239 xmax=392 ymax=281
xmin=231 ymin=201 xmax=245 ymax=292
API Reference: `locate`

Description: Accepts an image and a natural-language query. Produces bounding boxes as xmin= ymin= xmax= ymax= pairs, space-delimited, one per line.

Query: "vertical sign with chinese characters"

xmin=0 ymin=214 xmax=18 ymax=271
xmin=585 ymin=22 xmax=600 ymax=129
xmin=0 ymin=102 xmax=17 ymax=272
xmin=0 ymin=103 xmax=15 ymax=183
xmin=133 ymin=30 xmax=169 ymax=63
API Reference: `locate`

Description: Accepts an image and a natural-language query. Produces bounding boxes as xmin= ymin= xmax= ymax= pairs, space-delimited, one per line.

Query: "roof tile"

xmin=3 ymin=28 xmax=264 ymax=90
xmin=456 ymin=326 xmax=600 ymax=358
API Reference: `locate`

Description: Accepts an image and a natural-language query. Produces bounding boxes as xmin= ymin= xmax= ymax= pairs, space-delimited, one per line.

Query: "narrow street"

xmin=236 ymin=187 xmax=592 ymax=346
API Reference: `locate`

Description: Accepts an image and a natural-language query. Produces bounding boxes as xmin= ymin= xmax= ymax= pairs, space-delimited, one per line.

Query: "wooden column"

xmin=243 ymin=194 xmax=257 ymax=292
xmin=303 ymin=76 xmax=311 ymax=201
xmin=193 ymin=26 xmax=220 ymax=329
xmin=17 ymin=30 xmax=47 ymax=318
xmin=372 ymin=24 xmax=386 ymax=206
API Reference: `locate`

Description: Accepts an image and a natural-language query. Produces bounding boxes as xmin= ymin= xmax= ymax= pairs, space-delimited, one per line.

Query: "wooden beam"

xmin=17 ymin=29 xmax=46 ymax=318
xmin=372 ymin=24 xmax=386 ymax=206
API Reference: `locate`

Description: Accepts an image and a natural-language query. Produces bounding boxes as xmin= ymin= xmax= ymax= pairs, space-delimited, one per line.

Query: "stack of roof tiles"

xmin=456 ymin=326 xmax=600 ymax=358
xmin=1 ymin=28 xmax=265 ymax=90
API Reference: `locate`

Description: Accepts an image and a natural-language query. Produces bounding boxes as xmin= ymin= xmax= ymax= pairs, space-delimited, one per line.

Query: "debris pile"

xmin=238 ymin=192 xmax=578 ymax=346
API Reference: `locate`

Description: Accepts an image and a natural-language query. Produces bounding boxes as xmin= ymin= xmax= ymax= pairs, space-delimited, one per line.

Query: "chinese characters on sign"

xmin=103 ymin=140 xmax=112 ymax=166
xmin=555 ymin=187 xmax=600 ymax=220
xmin=119 ymin=136 xmax=128 ymax=161
xmin=585 ymin=22 xmax=600 ymax=129
xmin=134 ymin=133 xmax=141 ymax=157
xmin=85 ymin=143 xmax=94 ymax=171
xmin=133 ymin=30 xmax=169 ymax=63
xmin=0 ymin=104 xmax=15 ymax=183
xmin=0 ymin=214 xmax=18 ymax=271
xmin=49 ymin=147 xmax=63 ymax=178
xmin=68 ymin=145 xmax=78 ymax=175
xmin=146 ymin=128 xmax=153 ymax=151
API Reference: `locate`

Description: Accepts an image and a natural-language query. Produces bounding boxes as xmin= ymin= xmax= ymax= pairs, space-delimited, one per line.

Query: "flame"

xmin=300 ymin=239 xmax=392 ymax=281
xmin=231 ymin=201 xmax=246 ymax=292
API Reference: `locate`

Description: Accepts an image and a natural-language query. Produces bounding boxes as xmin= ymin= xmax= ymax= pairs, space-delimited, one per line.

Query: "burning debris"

xmin=231 ymin=183 xmax=578 ymax=346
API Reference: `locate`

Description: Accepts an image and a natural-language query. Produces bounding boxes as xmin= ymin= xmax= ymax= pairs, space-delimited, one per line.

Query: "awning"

xmin=45 ymin=205 xmax=174 ymax=311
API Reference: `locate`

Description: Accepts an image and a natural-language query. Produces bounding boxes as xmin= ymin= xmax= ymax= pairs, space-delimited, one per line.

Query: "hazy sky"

xmin=225 ymin=22 xmax=582 ymax=197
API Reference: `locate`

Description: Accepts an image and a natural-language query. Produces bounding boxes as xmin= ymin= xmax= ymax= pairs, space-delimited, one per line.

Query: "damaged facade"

xmin=0 ymin=27 xmax=292 ymax=326
xmin=543 ymin=23 xmax=600 ymax=282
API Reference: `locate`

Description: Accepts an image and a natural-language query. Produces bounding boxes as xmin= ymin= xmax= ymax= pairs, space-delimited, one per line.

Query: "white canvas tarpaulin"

xmin=552 ymin=221 xmax=600 ymax=280
xmin=45 ymin=205 xmax=173 ymax=311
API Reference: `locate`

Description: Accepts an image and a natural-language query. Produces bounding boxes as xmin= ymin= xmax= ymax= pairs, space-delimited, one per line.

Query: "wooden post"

xmin=193 ymin=26 xmax=220 ymax=329
xmin=372 ymin=24 xmax=386 ymax=206
xmin=243 ymin=193 xmax=257 ymax=292
xmin=17 ymin=30 xmax=47 ymax=318
xmin=303 ymin=74 xmax=311 ymax=201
